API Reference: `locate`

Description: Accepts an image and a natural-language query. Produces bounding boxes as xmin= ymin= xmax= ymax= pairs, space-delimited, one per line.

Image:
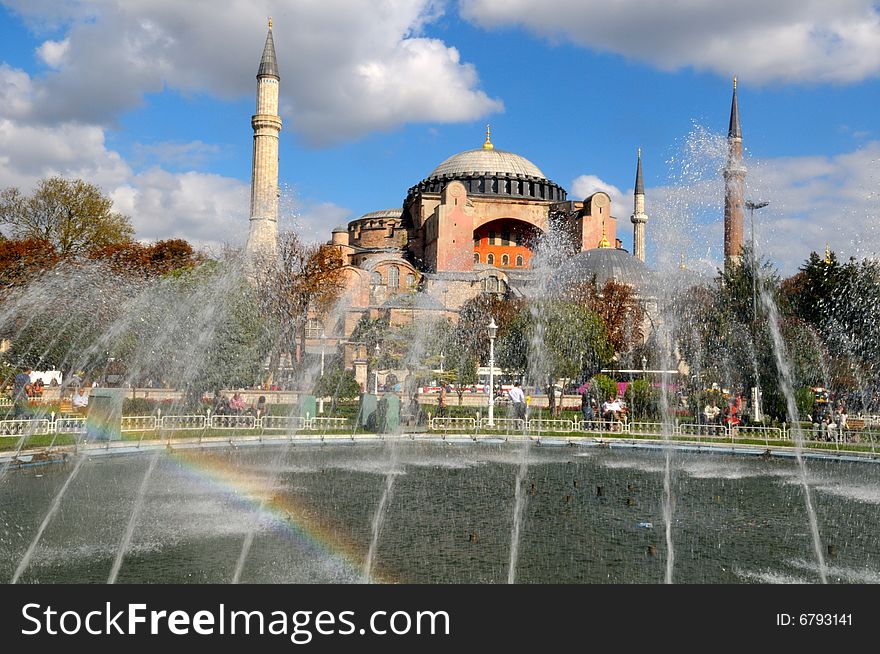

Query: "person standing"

xmin=581 ymin=386 xmax=595 ymax=429
xmin=547 ymin=381 xmax=557 ymax=418
xmin=437 ymin=385 xmax=447 ymax=417
xmin=13 ymin=367 xmax=32 ymax=418
xmin=508 ymin=381 xmax=527 ymax=421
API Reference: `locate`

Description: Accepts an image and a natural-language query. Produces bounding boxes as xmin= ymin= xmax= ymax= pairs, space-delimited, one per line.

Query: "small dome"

xmin=428 ymin=148 xmax=545 ymax=179
xmin=558 ymin=248 xmax=653 ymax=291
xmin=332 ymin=225 xmax=348 ymax=233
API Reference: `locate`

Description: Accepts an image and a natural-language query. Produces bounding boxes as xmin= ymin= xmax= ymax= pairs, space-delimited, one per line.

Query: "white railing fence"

xmin=0 ymin=413 xmax=877 ymax=457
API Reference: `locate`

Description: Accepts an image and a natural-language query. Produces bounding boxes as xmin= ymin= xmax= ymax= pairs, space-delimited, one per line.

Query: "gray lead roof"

xmin=728 ymin=85 xmax=741 ymax=139
xmin=634 ymin=153 xmax=644 ymax=195
xmin=258 ymin=27 xmax=279 ymax=79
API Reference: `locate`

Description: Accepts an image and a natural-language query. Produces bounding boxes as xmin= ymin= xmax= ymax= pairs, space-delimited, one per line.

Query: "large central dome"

xmin=406 ymin=138 xmax=566 ymax=203
xmin=428 ymin=148 xmax=546 ymax=179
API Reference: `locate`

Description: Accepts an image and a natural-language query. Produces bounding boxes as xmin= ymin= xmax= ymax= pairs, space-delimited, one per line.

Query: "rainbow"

xmin=165 ymin=449 xmax=398 ymax=584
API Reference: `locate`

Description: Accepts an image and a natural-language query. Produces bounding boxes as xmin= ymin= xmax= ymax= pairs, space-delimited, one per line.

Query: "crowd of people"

xmin=700 ymin=395 xmax=743 ymax=434
xmin=212 ymin=392 xmax=268 ymax=418
xmin=809 ymin=400 xmax=849 ymax=441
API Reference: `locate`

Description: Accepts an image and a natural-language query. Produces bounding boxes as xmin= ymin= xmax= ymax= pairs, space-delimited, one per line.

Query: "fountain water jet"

xmin=760 ymin=289 xmax=828 ymax=583
xmin=11 ymin=455 xmax=86 ymax=583
xmin=108 ymin=450 xmax=161 ymax=584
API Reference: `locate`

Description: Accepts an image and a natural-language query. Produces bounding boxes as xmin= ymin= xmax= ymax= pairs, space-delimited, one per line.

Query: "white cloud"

xmin=4 ymin=0 xmax=501 ymax=143
xmin=285 ymin=200 xmax=353 ymax=245
xmin=748 ymin=143 xmax=880 ymax=274
xmin=114 ymin=169 xmax=250 ymax=247
xmin=0 ymin=72 xmax=249 ymax=252
xmin=36 ymin=37 xmax=69 ymax=68
xmin=0 ymin=117 xmax=131 ymax=190
xmin=570 ymin=174 xmax=626 ymax=219
xmin=459 ymin=0 xmax=880 ymax=84
xmin=635 ymin=140 xmax=880 ymax=276
xmin=0 ymin=64 xmax=35 ymax=120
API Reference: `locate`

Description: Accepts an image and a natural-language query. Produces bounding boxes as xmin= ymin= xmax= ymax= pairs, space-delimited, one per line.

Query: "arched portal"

xmin=473 ymin=218 xmax=542 ymax=268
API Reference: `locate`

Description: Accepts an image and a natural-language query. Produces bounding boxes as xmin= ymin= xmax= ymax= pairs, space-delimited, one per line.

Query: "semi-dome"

xmin=428 ymin=148 xmax=546 ymax=180
xmin=558 ymin=247 xmax=654 ymax=292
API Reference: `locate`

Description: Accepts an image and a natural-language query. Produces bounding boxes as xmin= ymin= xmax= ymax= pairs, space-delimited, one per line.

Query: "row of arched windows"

xmin=371 ymin=266 xmax=416 ymax=288
xmin=474 ymin=253 xmax=524 ymax=267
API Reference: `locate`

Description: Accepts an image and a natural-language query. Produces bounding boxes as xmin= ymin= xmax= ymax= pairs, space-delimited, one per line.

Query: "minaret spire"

xmin=631 ymin=148 xmax=648 ymax=262
xmin=246 ymin=20 xmax=283 ymax=265
xmin=257 ymin=19 xmax=279 ymax=79
xmin=723 ymin=76 xmax=745 ymax=272
xmin=728 ymin=76 xmax=741 ymax=139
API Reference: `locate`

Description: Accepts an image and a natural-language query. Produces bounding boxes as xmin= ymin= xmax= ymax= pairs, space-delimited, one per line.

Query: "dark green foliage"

xmin=624 ymin=378 xmax=659 ymax=419
xmin=592 ymin=374 xmax=619 ymax=404
xmin=315 ymin=367 xmax=361 ymax=411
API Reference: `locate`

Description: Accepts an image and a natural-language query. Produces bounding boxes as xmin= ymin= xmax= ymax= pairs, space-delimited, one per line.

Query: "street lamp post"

xmin=487 ymin=317 xmax=498 ymax=427
xmin=439 ymin=351 xmax=444 ymax=374
xmin=318 ymin=329 xmax=326 ymax=414
xmin=641 ymin=355 xmax=647 ymax=376
xmin=745 ymin=200 xmax=769 ymax=423
xmin=373 ymin=343 xmax=380 ymax=395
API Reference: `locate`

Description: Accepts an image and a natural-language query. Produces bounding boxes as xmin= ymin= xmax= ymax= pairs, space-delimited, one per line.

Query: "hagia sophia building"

xmin=245 ymin=23 xmax=747 ymax=388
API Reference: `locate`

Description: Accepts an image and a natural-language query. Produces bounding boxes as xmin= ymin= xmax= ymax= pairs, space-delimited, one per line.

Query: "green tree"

xmin=624 ymin=378 xmax=659 ymax=419
xmin=495 ymin=300 xmax=611 ymax=385
xmin=314 ymin=367 xmax=361 ymax=412
xmin=0 ymin=178 xmax=134 ymax=256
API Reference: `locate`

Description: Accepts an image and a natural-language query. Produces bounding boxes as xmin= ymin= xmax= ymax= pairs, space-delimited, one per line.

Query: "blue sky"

xmin=1 ymin=1 xmax=878 ymax=275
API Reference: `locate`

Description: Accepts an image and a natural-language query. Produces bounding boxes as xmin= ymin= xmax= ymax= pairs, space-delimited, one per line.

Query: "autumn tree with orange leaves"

xmin=570 ymin=279 xmax=645 ymax=355
xmin=258 ymin=231 xmax=346 ymax=379
xmin=88 ymin=239 xmax=203 ymax=278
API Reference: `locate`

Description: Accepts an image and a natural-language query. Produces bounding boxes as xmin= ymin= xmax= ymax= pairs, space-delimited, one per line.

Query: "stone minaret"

xmin=630 ymin=148 xmax=647 ymax=262
xmin=246 ymin=19 xmax=282 ymax=262
xmin=723 ymin=76 xmax=745 ymax=271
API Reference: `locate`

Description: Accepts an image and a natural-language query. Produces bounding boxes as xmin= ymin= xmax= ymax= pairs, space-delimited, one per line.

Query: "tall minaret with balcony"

xmin=246 ymin=19 xmax=282 ymax=262
xmin=630 ymin=148 xmax=647 ymax=263
xmin=723 ymin=76 xmax=745 ymax=271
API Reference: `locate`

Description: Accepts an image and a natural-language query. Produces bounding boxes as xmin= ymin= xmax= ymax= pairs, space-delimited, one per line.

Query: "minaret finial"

xmin=483 ymin=124 xmax=494 ymax=150
xmin=824 ymin=243 xmax=831 ymax=264
xmin=679 ymin=253 xmax=686 ymax=270
xmin=733 ymin=75 xmax=737 ymax=90
xmin=268 ymin=17 xmax=272 ymax=28
xmin=598 ymin=220 xmax=610 ymax=249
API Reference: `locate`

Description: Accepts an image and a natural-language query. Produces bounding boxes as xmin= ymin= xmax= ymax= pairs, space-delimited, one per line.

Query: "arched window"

xmin=516 ymin=255 xmax=524 ymax=267
xmin=389 ymin=266 xmax=399 ymax=288
xmin=406 ymin=273 xmax=415 ymax=288
xmin=486 ymin=253 xmax=495 ymax=265
xmin=473 ymin=253 xmax=480 ymax=264
xmin=371 ymin=271 xmax=382 ymax=285
xmin=482 ymin=275 xmax=500 ymax=293
xmin=501 ymin=254 xmax=509 ymax=266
